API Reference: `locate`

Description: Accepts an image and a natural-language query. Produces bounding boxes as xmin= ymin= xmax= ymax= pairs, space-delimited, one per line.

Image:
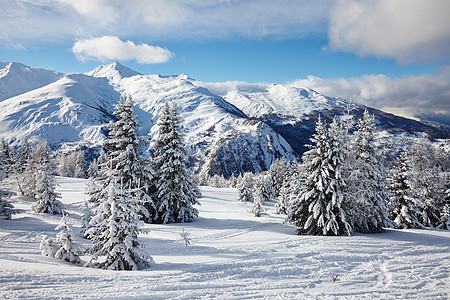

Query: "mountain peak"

xmin=86 ymin=61 xmax=141 ymax=82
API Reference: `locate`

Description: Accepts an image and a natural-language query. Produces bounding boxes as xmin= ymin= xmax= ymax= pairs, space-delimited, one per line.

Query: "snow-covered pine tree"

xmin=13 ymin=137 xmax=32 ymax=196
xmin=388 ymin=150 xmax=424 ymax=229
xmin=249 ymin=188 xmax=266 ymax=217
xmin=437 ymin=203 xmax=450 ymax=230
xmin=86 ymin=150 xmax=107 ymax=205
xmin=54 ymin=212 xmax=85 ymax=263
xmin=254 ymin=173 xmax=271 ymax=203
xmin=88 ymin=95 xmax=156 ymax=222
xmin=152 ymin=102 xmax=200 ymax=224
xmin=288 ymin=117 xmax=351 ymax=236
xmin=274 ymin=179 xmax=290 ymax=215
xmin=85 ymin=179 xmax=153 ymax=270
xmin=0 ymin=138 xmax=12 ymax=178
xmin=31 ymin=141 xmax=63 ymax=214
xmin=74 ymin=152 xmax=88 ymax=179
xmin=80 ymin=199 xmax=92 ymax=238
xmin=407 ymin=136 xmax=442 ymax=227
xmin=40 ymin=235 xmax=58 ymax=258
xmin=0 ymin=194 xmax=14 ymax=220
xmin=238 ymin=173 xmax=254 ymax=202
xmin=344 ymin=110 xmax=389 ymax=233
xmin=31 ymin=168 xmax=63 ymax=214
xmin=269 ymin=157 xmax=289 ymax=199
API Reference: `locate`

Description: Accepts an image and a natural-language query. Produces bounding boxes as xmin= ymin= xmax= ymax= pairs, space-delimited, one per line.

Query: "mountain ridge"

xmin=0 ymin=61 xmax=447 ymax=177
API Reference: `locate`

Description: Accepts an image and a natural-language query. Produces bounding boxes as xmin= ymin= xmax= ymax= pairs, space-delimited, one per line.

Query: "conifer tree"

xmin=388 ymin=151 xmax=424 ymax=229
xmin=80 ymin=199 xmax=92 ymax=238
xmin=0 ymin=138 xmax=12 ymax=178
xmin=88 ymin=96 xmax=155 ymax=221
xmin=85 ymin=95 xmax=154 ymax=270
xmin=85 ymin=179 xmax=153 ymax=270
xmin=152 ymin=102 xmax=200 ymax=224
xmin=407 ymin=136 xmax=442 ymax=227
xmin=274 ymin=182 xmax=289 ymax=215
xmin=437 ymin=203 xmax=450 ymax=230
xmin=40 ymin=235 xmax=58 ymax=258
xmin=238 ymin=174 xmax=254 ymax=203
xmin=254 ymin=173 xmax=271 ymax=203
xmin=54 ymin=213 xmax=85 ymax=263
xmin=249 ymin=189 xmax=266 ymax=217
xmin=288 ymin=117 xmax=351 ymax=236
xmin=13 ymin=137 xmax=32 ymax=196
xmin=30 ymin=141 xmax=63 ymax=214
xmin=31 ymin=169 xmax=63 ymax=214
xmin=344 ymin=110 xmax=389 ymax=233
xmin=0 ymin=194 xmax=15 ymax=220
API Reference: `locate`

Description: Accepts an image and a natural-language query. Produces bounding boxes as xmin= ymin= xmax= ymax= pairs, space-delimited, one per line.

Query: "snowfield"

xmin=1 ymin=177 xmax=449 ymax=299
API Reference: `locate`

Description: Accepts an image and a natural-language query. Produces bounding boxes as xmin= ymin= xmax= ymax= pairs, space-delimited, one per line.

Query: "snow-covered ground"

xmin=1 ymin=177 xmax=449 ymax=299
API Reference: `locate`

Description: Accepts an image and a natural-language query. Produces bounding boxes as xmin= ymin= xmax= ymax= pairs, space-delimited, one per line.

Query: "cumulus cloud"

xmin=290 ymin=70 xmax=450 ymax=119
xmin=72 ymin=36 xmax=173 ymax=64
xmin=329 ymin=0 xmax=450 ymax=64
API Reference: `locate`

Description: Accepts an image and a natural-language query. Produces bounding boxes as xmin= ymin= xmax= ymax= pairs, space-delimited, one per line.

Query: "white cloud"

xmin=290 ymin=70 xmax=450 ymax=119
xmin=0 ymin=0 xmax=329 ymax=45
xmin=72 ymin=36 xmax=173 ymax=64
xmin=329 ymin=0 xmax=450 ymax=64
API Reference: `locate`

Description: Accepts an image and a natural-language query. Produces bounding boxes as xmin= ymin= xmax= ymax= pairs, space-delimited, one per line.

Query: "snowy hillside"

xmin=0 ymin=61 xmax=448 ymax=177
xmin=0 ymin=177 xmax=449 ymax=299
xmin=0 ymin=62 xmax=63 ymax=101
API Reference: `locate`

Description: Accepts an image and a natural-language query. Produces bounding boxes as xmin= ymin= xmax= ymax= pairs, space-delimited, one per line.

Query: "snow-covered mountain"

xmin=0 ymin=62 xmax=447 ymax=177
xmin=0 ymin=62 xmax=63 ymax=101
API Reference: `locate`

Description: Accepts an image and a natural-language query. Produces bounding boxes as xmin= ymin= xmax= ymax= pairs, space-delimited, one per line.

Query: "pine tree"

xmin=85 ymin=179 xmax=153 ymax=270
xmin=30 ymin=141 xmax=63 ymax=214
xmin=288 ymin=117 xmax=351 ymax=236
xmin=274 ymin=183 xmax=289 ymax=215
xmin=87 ymin=96 xmax=155 ymax=221
xmin=54 ymin=213 xmax=85 ymax=263
xmin=388 ymin=151 xmax=424 ymax=229
xmin=80 ymin=199 xmax=92 ymax=238
xmin=437 ymin=204 xmax=450 ymax=230
xmin=254 ymin=173 xmax=271 ymax=203
xmin=344 ymin=110 xmax=389 ymax=233
xmin=269 ymin=157 xmax=289 ymax=199
xmin=152 ymin=102 xmax=200 ymax=224
xmin=13 ymin=137 xmax=32 ymax=196
xmin=407 ymin=136 xmax=442 ymax=227
xmin=0 ymin=194 xmax=15 ymax=220
xmin=0 ymin=138 xmax=12 ymax=178
xmin=74 ymin=152 xmax=88 ymax=178
xmin=31 ymin=169 xmax=63 ymax=214
xmin=249 ymin=190 xmax=266 ymax=217
xmin=238 ymin=173 xmax=254 ymax=202
xmin=40 ymin=235 xmax=58 ymax=258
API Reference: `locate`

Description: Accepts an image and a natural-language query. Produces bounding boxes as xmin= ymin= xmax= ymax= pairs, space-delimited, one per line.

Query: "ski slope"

xmin=0 ymin=177 xmax=449 ymax=299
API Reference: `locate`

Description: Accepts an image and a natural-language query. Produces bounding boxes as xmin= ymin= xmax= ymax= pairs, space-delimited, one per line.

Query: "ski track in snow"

xmin=0 ymin=178 xmax=449 ymax=299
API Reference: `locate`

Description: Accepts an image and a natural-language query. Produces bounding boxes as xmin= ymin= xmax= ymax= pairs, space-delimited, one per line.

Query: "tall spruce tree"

xmin=152 ymin=102 xmax=200 ymax=224
xmin=407 ymin=136 xmax=442 ymax=227
xmin=288 ymin=117 xmax=351 ymax=236
xmin=344 ymin=110 xmax=389 ymax=233
xmin=88 ymin=95 xmax=155 ymax=221
xmin=388 ymin=150 xmax=424 ymax=229
xmin=86 ymin=95 xmax=154 ymax=270
xmin=30 ymin=141 xmax=63 ymax=214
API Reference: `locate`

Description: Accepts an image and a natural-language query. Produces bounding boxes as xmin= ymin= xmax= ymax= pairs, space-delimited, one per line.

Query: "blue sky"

xmin=1 ymin=0 xmax=449 ymax=118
